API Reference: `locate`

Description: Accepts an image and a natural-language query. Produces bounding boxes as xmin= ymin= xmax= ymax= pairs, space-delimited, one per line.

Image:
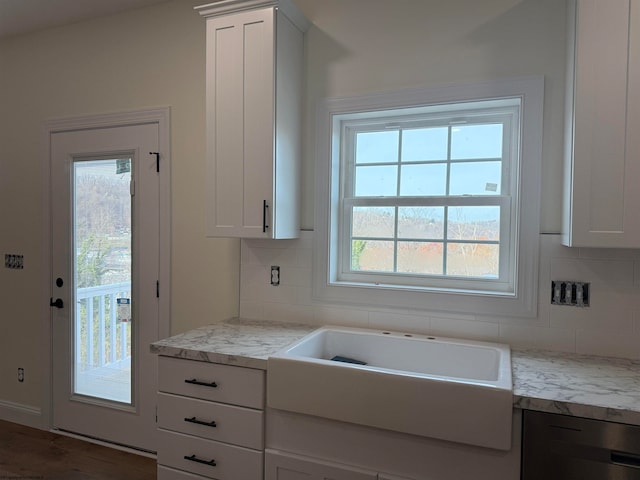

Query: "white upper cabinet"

xmin=563 ymin=0 xmax=640 ymax=247
xmin=196 ymin=0 xmax=309 ymax=238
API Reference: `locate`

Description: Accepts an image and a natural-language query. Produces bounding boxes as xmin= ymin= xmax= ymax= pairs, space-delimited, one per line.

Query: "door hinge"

xmin=129 ymin=179 xmax=135 ymax=196
xmin=156 ymin=280 xmax=159 ymax=298
xmin=150 ymin=151 xmax=160 ymax=173
xmin=155 ymin=405 xmax=158 ymax=423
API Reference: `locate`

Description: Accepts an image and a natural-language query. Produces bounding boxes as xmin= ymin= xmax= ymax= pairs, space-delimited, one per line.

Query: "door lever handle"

xmin=49 ymin=298 xmax=64 ymax=308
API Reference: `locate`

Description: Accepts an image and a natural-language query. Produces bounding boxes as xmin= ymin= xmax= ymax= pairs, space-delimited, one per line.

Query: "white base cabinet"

xmin=377 ymin=475 xmax=416 ymax=480
xmin=266 ymin=408 xmax=521 ymax=480
xmin=156 ymin=356 xmax=265 ymax=479
xmin=265 ymin=450 xmax=417 ymax=480
xmin=563 ymin=0 xmax=640 ymax=247
xmin=158 ymin=465 xmax=212 ymax=480
xmin=266 ymin=450 xmax=378 ymax=480
xmin=158 ymin=429 xmax=263 ymax=479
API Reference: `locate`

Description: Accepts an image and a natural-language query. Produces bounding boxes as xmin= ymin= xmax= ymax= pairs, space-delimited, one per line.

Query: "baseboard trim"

xmin=0 ymin=399 xmax=43 ymax=429
xmin=52 ymin=428 xmax=157 ymax=459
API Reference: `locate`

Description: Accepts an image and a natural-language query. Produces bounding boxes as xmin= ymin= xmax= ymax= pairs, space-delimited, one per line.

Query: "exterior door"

xmin=50 ymin=117 xmax=164 ymax=452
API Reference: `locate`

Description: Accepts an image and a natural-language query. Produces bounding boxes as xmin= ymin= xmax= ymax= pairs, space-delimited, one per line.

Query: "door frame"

xmin=41 ymin=107 xmax=171 ymax=432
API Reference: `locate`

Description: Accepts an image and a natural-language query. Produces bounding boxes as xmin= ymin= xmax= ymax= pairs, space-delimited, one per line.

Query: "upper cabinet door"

xmin=563 ymin=0 xmax=640 ymax=247
xmin=199 ymin=1 xmax=307 ymax=239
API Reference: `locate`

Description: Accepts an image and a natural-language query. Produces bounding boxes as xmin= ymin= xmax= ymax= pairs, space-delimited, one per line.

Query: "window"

xmin=341 ymin=100 xmax=518 ymax=293
xmin=314 ymin=78 xmax=543 ymax=317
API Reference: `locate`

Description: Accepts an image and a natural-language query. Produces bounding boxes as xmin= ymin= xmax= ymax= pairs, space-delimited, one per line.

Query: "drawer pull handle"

xmin=184 ymin=416 xmax=217 ymax=428
xmin=184 ymin=454 xmax=216 ymax=467
xmin=184 ymin=378 xmax=217 ymax=388
xmin=612 ymin=451 xmax=640 ymax=469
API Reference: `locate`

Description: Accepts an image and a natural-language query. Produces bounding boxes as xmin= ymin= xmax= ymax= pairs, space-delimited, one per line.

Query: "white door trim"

xmin=41 ymin=107 xmax=171 ymax=431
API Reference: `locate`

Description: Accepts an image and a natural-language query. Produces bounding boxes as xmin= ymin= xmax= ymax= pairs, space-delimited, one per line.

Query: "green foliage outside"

xmin=76 ymin=234 xmax=108 ymax=288
xmin=351 ymin=239 xmax=367 ymax=270
xmin=76 ymin=234 xmax=130 ymax=368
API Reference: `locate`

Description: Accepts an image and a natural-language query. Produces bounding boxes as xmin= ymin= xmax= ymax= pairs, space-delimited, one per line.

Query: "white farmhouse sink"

xmin=267 ymin=326 xmax=513 ymax=450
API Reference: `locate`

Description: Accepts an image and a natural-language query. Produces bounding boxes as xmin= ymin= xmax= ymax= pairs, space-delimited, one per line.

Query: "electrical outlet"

xmin=4 ymin=254 xmax=24 ymax=269
xmin=17 ymin=368 xmax=24 ymax=383
xmin=271 ymin=266 xmax=280 ymax=286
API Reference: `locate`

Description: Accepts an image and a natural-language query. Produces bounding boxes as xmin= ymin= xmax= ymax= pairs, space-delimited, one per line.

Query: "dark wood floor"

xmin=0 ymin=420 xmax=156 ymax=479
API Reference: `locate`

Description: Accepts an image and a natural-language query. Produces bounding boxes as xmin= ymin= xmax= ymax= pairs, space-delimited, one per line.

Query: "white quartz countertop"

xmin=151 ymin=318 xmax=640 ymax=426
xmin=512 ymin=348 xmax=640 ymax=426
xmin=150 ymin=318 xmax=315 ymax=369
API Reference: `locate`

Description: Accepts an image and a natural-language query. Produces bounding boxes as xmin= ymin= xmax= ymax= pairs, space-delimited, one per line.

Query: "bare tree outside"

xmin=351 ymin=206 xmax=499 ymax=278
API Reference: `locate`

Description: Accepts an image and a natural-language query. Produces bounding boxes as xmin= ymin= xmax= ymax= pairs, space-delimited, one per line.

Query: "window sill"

xmin=312 ymin=266 xmax=538 ymax=318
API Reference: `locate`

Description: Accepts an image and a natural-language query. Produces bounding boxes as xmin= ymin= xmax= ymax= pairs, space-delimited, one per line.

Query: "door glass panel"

xmin=73 ymin=158 xmax=132 ymax=404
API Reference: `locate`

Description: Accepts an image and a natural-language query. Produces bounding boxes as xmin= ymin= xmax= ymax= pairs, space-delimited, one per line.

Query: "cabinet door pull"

xmin=263 ymin=200 xmax=269 ymax=233
xmin=184 ymin=454 xmax=216 ymax=467
xmin=184 ymin=416 xmax=217 ymax=428
xmin=184 ymin=378 xmax=217 ymax=388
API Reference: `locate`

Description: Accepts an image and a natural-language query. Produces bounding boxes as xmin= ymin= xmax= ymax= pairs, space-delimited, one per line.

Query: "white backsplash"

xmin=240 ymin=232 xmax=640 ymax=360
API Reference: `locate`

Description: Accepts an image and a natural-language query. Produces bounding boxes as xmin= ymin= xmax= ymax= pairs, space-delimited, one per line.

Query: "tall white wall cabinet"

xmin=197 ymin=0 xmax=309 ymax=239
xmin=563 ymin=0 xmax=640 ymax=247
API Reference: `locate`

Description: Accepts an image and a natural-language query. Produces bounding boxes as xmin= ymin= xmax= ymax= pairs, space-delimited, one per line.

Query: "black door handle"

xmin=50 ymin=298 xmax=64 ymax=308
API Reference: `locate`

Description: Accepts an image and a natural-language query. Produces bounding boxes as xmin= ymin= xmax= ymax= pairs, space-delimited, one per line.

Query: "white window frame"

xmin=313 ymin=77 xmax=544 ymax=317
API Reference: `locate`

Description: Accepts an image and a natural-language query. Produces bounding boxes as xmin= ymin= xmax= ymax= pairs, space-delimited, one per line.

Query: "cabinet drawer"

xmin=158 ymin=429 xmax=263 ymax=480
xmin=158 ymin=356 xmax=264 ymax=408
xmin=158 ymin=465 xmax=210 ymax=480
xmin=158 ymin=392 xmax=263 ymax=449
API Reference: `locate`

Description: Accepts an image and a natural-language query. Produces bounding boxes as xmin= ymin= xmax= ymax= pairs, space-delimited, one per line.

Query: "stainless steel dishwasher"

xmin=522 ymin=410 xmax=640 ymax=479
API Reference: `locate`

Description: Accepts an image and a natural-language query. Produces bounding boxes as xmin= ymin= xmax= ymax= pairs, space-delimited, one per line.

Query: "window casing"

xmin=314 ymin=78 xmax=543 ymax=317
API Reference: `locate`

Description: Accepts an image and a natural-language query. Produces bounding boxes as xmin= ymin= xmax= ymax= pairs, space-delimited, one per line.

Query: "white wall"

xmin=239 ymin=0 xmax=640 ymax=360
xmin=240 ymin=232 xmax=640 ymax=359
xmin=0 ymin=0 xmax=239 ymax=415
xmin=295 ymin=0 xmax=567 ymax=233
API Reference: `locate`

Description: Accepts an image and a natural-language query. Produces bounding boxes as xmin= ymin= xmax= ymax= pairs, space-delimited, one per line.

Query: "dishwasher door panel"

xmin=522 ymin=410 xmax=640 ymax=480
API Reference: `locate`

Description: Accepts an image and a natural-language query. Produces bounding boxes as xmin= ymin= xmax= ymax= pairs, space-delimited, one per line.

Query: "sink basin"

xmin=267 ymin=326 xmax=513 ymax=450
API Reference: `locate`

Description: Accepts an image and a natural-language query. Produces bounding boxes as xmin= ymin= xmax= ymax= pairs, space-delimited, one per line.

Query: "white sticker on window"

xmin=117 ymin=298 xmax=131 ymax=323
xmin=116 ymin=159 xmax=131 ymax=174
xmin=485 ymin=182 xmax=498 ymax=192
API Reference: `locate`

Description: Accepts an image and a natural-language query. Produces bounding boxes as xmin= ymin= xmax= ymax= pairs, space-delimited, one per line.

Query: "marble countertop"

xmin=152 ymin=318 xmax=640 ymax=426
xmin=150 ymin=317 xmax=315 ymax=369
xmin=512 ymin=348 xmax=640 ymax=426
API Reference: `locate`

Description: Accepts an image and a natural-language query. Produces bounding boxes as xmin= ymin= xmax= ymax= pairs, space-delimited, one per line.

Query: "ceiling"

xmin=0 ymin=0 xmax=172 ymax=40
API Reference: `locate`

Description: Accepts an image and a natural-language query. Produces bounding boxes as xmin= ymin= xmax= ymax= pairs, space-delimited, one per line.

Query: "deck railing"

xmin=75 ymin=282 xmax=131 ymax=370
